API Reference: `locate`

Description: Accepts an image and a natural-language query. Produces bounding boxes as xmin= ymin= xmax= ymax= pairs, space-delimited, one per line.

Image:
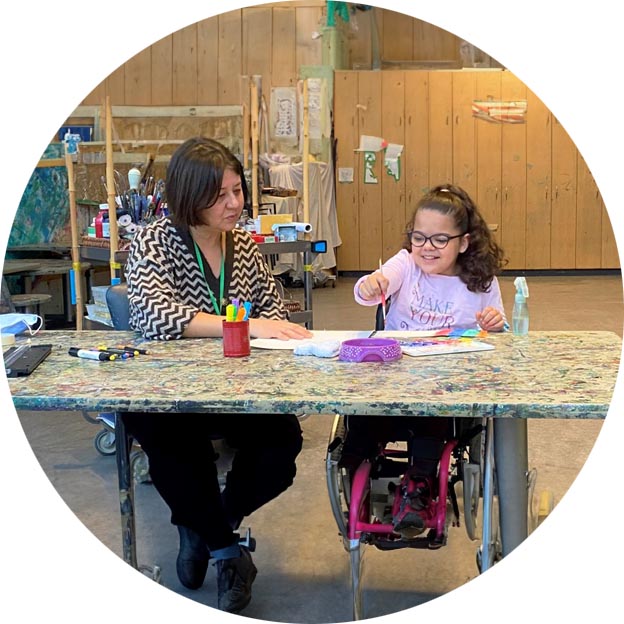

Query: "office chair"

xmin=89 ymin=284 xmax=131 ymax=456
xmin=105 ymin=283 xmax=131 ymax=330
xmin=98 ymin=283 xmax=236 ymax=489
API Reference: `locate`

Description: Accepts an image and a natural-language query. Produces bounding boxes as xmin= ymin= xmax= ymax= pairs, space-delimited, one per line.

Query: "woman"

xmin=124 ymin=137 xmax=311 ymax=613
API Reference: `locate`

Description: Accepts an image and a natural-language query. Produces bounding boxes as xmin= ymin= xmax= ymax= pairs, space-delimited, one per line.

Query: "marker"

xmin=97 ymin=347 xmax=134 ymax=358
xmin=121 ymin=345 xmax=149 ymax=355
xmin=68 ymin=347 xmax=117 ymax=361
xmin=226 ymin=304 xmax=236 ymax=322
xmin=243 ymin=301 xmax=252 ymax=321
xmin=236 ymin=306 xmax=246 ymax=322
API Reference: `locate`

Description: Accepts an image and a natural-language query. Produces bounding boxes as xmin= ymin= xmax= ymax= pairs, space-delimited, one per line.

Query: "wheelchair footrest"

xmin=371 ymin=529 xmax=446 ymax=551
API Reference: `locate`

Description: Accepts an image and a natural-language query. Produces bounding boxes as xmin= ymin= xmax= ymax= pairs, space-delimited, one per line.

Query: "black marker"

xmin=121 ymin=345 xmax=149 ymax=355
xmin=98 ymin=347 xmax=134 ymax=358
xmin=68 ymin=347 xmax=117 ymax=361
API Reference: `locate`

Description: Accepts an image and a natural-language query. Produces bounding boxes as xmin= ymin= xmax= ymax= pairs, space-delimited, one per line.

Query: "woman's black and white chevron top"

xmin=125 ymin=217 xmax=287 ymax=340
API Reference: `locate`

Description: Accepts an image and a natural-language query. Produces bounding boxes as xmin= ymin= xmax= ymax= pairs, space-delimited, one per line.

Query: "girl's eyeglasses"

xmin=408 ymin=231 xmax=466 ymax=250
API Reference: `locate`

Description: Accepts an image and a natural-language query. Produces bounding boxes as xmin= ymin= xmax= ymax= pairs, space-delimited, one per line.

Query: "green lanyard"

xmin=193 ymin=240 xmax=225 ymax=315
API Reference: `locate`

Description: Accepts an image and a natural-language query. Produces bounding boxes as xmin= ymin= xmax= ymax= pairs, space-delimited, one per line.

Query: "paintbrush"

xmin=379 ymin=258 xmax=387 ymax=328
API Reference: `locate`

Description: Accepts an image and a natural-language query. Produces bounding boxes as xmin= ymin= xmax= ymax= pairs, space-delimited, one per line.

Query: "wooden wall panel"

xmin=334 ymin=71 xmax=360 ymax=270
xmin=218 ymin=11 xmax=242 ymax=105
xmin=125 ymin=48 xmax=152 ymax=105
xmin=500 ymin=72 xmax=527 ymax=268
xmin=576 ymin=155 xmax=602 ymax=268
xmin=413 ymin=19 xmax=461 ymax=62
xmin=243 ymin=7 xmax=273 ymax=93
xmin=349 ymin=7 xmax=373 ymax=69
xmin=452 ymin=72 xmax=477 ymax=200
xmin=428 ymin=72 xmax=453 ymax=186
xmin=272 ymin=7 xmax=297 ymax=86
xmin=381 ymin=71 xmax=406 ymax=260
xmin=551 ymin=118 xmax=577 ymax=268
xmin=475 ymin=71 xmax=502 ymax=243
xmin=357 ymin=71 xmax=383 ymax=270
xmin=82 ymin=80 xmax=107 ymax=107
xmin=172 ymin=24 xmax=198 ymax=105
xmin=107 ymin=66 xmax=126 ymax=104
xmin=295 ymin=7 xmax=323 ymax=69
xmin=381 ymin=11 xmax=413 ymax=61
xmin=525 ymin=87 xmax=551 ymax=268
xmin=602 ymin=201 xmax=620 ymax=268
xmin=197 ymin=18 xmax=219 ymax=105
xmin=151 ymin=35 xmax=173 ymax=106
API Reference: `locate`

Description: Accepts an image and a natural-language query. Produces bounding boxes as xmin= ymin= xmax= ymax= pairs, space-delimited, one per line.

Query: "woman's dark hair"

xmin=404 ymin=183 xmax=507 ymax=292
xmin=165 ymin=137 xmax=249 ymax=229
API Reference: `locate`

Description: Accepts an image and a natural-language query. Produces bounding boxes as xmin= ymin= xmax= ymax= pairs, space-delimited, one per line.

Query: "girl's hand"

xmin=249 ymin=318 xmax=313 ymax=340
xmin=476 ymin=307 xmax=506 ymax=332
xmin=358 ymin=271 xmax=389 ymax=302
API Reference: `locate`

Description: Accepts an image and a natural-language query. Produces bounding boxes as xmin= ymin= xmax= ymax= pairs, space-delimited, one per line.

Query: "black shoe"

xmin=216 ymin=546 xmax=258 ymax=613
xmin=176 ymin=526 xmax=210 ymax=590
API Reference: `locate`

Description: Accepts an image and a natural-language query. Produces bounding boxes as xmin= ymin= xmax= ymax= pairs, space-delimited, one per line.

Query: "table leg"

xmin=303 ymin=248 xmax=313 ymax=329
xmin=115 ymin=413 xmax=137 ymax=568
xmin=494 ymin=418 xmax=528 ymax=556
xmin=62 ymin=274 xmax=73 ymax=323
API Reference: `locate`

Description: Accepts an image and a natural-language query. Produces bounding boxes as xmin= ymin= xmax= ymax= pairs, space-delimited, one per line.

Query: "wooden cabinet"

xmin=333 ymin=69 xmax=619 ymax=271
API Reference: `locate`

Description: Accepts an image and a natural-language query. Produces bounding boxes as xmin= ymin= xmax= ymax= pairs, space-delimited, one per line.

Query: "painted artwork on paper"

xmin=472 ymin=100 xmax=527 ymax=123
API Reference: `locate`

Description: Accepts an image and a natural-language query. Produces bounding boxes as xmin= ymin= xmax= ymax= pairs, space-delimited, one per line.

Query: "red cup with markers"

xmin=222 ymin=320 xmax=250 ymax=357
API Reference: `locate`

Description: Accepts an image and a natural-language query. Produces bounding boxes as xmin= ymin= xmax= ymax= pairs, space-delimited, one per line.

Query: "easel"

xmin=64 ymin=144 xmax=85 ymax=330
xmin=104 ymin=96 xmax=122 ymax=285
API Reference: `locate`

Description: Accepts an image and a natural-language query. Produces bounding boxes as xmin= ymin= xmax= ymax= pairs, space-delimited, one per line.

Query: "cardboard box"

xmin=258 ymin=213 xmax=293 ymax=234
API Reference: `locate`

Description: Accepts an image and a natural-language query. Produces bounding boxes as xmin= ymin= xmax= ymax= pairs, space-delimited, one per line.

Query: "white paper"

xmin=250 ymin=330 xmax=372 ymax=350
xmin=338 ymin=167 xmax=354 ymax=183
xmin=355 ymin=135 xmax=386 ymax=152
xmin=400 ymin=340 xmax=494 ymax=358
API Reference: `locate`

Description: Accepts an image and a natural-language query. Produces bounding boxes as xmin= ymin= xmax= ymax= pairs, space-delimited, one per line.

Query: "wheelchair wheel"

xmin=462 ymin=462 xmax=481 ymax=541
xmin=94 ymin=428 xmax=116 ymax=456
xmin=477 ymin=419 xmax=502 ymax=572
xmin=326 ymin=415 xmax=351 ymax=546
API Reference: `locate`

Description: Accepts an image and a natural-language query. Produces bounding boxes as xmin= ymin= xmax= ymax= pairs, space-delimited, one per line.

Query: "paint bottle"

xmin=512 ymin=277 xmax=529 ymax=336
xmin=95 ymin=204 xmax=109 ymax=238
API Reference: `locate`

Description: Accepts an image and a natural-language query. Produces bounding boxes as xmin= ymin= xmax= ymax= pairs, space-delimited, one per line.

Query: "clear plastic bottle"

xmin=512 ymin=277 xmax=529 ymax=335
xmin=512 ymin=293 xmax=529 ymax=335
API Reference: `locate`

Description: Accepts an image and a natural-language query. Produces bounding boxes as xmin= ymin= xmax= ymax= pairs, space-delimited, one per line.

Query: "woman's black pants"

xmin=123 ymin=412 xmax=303 ymax=551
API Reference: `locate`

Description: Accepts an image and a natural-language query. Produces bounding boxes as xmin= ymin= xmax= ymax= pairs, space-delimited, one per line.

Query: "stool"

xmin=11 ymin=293 xmax=52 ymax=328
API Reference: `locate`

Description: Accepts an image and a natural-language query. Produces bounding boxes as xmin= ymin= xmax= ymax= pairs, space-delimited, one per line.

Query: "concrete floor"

xmin=12 ymin=274 xmax=624 ymax=622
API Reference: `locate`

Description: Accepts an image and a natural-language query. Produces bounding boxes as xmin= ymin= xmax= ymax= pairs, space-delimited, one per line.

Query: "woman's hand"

xmin=249 ymin=318 xmax=313 ymax=340
xmin=476 ymin=307 xmax=506 ymax=332
xmin=357 ymin=271 xmax=389 ymax=302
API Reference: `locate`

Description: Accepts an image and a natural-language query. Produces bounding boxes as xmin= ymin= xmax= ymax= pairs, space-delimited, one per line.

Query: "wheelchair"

xmin=326 ymin=413 xmax=503 ymax=619
xmin=324 ymin=304 xmax=551 ymax=620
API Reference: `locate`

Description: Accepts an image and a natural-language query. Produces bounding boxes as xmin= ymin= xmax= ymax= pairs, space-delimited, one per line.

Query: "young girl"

xmin=342 ymin=183 xmax=507 ymax=536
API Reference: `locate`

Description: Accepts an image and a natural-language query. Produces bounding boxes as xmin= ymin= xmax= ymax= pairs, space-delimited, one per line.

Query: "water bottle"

xmin=512 ymin=293 xmax=529 ymax=335
xmin=512 ymin=277 xmax=529 ymax=335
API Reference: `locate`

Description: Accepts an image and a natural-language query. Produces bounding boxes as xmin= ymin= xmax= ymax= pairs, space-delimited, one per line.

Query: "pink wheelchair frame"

xmin=347 ymin=439 xmax=457 ymax=548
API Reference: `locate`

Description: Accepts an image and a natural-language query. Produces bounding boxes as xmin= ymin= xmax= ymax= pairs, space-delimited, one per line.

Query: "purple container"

xmin=338 ymin=338 xmax=402 ymax=362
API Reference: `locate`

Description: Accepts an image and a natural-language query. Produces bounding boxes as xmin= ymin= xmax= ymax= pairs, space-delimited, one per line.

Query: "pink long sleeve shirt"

xmin=354 ymin=249 xmax=506 ymax=331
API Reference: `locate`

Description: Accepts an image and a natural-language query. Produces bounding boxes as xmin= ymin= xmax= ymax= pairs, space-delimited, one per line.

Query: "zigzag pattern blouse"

xmin=126 ymin=217 xmax=286 ymax=340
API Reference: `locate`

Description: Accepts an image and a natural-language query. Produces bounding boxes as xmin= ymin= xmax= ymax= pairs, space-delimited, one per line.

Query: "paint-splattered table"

xmin=7 ymin=330 xmax=621 ymax=573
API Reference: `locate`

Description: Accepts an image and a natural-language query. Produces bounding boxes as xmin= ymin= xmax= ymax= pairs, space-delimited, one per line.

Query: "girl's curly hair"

xmin=404 ymin=183 xmax=507 ymax=293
